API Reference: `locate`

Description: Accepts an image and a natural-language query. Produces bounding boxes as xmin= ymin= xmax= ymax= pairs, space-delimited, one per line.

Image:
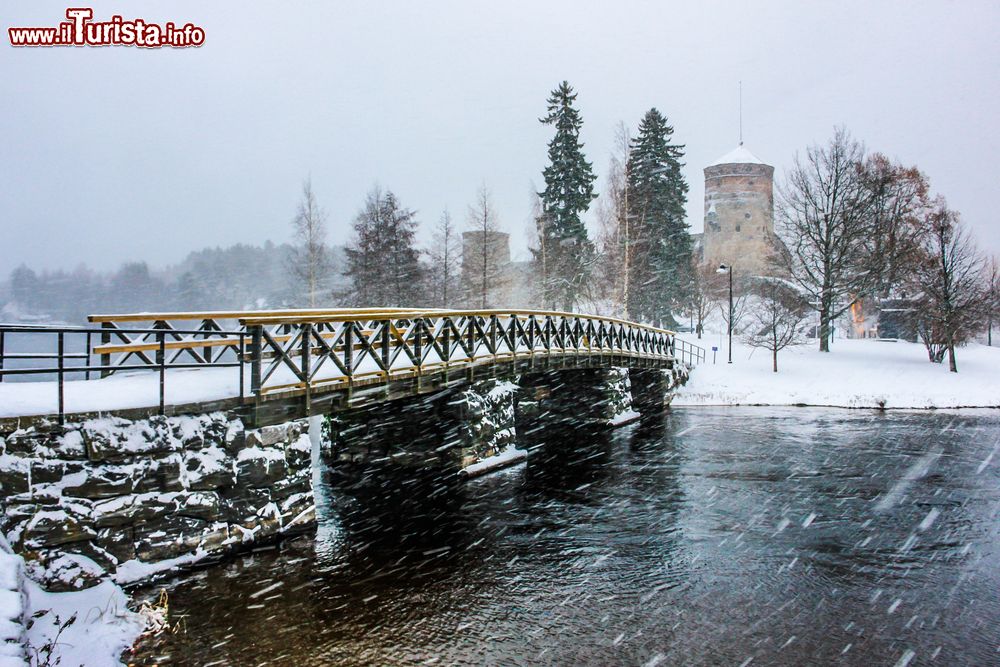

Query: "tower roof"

xmin=709 ymin=144 xmax=766 ymax=166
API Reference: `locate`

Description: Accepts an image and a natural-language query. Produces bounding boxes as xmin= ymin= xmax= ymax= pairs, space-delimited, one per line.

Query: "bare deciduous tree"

xmin=685 ymin=261 xmax=721 ymax=339
xmin=908 ymin=198 xmax=986 ymax=372
xmin=464 ymin=184 xmax=508 ymax=309
xmin=595 ymin=122 xmax=632 ymax=317
xmin=287 ymin=178 xmax=331 ymax=307
xmin=717 ymin=274 xmax=751 ymax=335
xmin=743 ymin=279 xmax=809 ymax=372
xmin=778 ymin=127 xmax=875 ymax=352
xmin=861 ymin=154 xmax=929 ymax=296
xmin=426 ymin=210 xmax=462 ymax=308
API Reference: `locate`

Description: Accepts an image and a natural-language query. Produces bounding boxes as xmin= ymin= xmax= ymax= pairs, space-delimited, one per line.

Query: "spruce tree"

xmin=344 ymin=186 xmax=423 ymax=307
xmin=536 ymin=81 xmax=597 ymax=310
xmin=625 ymin=108 xmax=692 ymax=326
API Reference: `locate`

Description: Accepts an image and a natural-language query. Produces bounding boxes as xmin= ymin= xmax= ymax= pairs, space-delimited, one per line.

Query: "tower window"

xmin=744 ymin=212 xmax=751 ymax=219
xmin=735 ymin=224 xmax=741 ymax=232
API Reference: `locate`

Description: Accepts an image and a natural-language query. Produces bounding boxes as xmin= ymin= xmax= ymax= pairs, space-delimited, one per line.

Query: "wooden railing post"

xmin=301 ymin=323 xmax=312 ymax=383
xmin=413 ymin=319 xmax=423 ymax=371
xmin=157 ymin=331 xmax=165 ymax=416
xmin=467 ymin=316 xmax=476 ymax=357
xmin=301 ymin=323 xmax=312 ymax=413
xmin=489 ymin=315 xmax=498 ymax=357
xmin=201 ymin=318 xmax=213 ymax=364
xmin=57 ymin=331 xmax=65 ymax=424
xmin=238 ymin=334 xmax=245 ymax=398
xmin=380 ymin=320 xmax=390 ymax=370
xmin=249 ymin=324 xmax=263 ymax=396
xmin=344 ymin=322 xmax=354 ymax=378
xmin=100 ymin=322 xmax=112 ymax=378
xmin=442 ymin=318 xmax=451 ymax=364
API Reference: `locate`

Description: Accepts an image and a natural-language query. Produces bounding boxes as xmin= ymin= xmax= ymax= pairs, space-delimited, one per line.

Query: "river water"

xmin=131 ymin=408 xmax=1000 ymax=666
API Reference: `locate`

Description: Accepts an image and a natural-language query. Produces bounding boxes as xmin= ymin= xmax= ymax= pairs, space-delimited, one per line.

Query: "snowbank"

xmin=0 ymin=536 xmax=142 ymax=667
xmin=23 ymin=579 xmax=143 ymax=667
xmin=674 ymin=336 xmax=1000 ymax=409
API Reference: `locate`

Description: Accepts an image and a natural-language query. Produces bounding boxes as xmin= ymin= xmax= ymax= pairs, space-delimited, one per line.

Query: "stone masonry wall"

xmin=326 ymin=379 xmax=520 ymax=470
xmin=0 ymin=413 xmax=315 ymax=591
xmin=703 ymin=162 xmax=781 ymax=276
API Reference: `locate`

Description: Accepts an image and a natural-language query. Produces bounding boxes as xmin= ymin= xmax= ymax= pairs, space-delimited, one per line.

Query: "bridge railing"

xmin=2 ymin=309 xmax=704 ymax=420
xmin=237 ymin=309 xmax=702 ymax=397
xmin=86 ymin=308 xmax=426 ymax=378
xmin=0 ymin=323 xmax=246 ymax=423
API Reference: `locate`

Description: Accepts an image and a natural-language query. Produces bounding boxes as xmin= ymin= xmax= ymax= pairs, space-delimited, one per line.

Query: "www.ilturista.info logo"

xmin=8 ymin=8 xmax=205 ymax=48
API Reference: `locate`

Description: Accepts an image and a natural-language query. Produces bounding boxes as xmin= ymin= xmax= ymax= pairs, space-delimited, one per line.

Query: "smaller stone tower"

xmin=702 ymin=145 xmax=781 ymax=276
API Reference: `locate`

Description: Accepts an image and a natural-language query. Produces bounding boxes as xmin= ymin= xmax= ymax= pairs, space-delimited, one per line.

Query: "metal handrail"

xmin=0 ymin=324 xmax=246 ymax=423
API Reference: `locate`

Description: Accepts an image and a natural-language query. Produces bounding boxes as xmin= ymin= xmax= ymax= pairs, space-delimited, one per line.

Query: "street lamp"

xmin=716 ymin=263 xmax=733 ymax=364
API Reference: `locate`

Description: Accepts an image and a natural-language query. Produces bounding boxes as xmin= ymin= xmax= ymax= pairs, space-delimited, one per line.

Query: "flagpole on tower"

xmin=739 ymin=80 xmax=743 ymax=146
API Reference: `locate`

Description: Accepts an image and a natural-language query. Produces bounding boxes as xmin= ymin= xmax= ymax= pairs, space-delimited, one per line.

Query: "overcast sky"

xmin=2 ymin=0 xmax=998 ymax=278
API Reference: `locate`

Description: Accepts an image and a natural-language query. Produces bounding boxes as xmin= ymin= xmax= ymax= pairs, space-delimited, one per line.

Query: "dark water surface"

xmin=132 ymin=408 xmax=1000 ymax=666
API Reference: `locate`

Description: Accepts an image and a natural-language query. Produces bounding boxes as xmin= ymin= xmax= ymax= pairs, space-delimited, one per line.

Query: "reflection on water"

xmin=132 ymin=408 xmax=1000 ymax=666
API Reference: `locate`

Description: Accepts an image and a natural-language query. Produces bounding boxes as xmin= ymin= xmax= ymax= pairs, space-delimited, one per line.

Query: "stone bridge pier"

xmin=515 ymin=369 xmax=618 ymax=448
xmin=629 ymin=367 xmax=681 ymax=416
xmin=325 ymin=378 xmax=518 ymax=474
xmin=318 ymin=366 xmax=687 ymax=473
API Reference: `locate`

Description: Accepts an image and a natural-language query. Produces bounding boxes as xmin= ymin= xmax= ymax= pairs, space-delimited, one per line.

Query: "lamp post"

xmin=717 ymin=264 xmax=733 ymax=364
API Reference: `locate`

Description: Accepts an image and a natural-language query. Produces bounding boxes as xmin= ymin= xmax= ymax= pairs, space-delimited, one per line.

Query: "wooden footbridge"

xmin=0 ymin=309 xmax=704 ymax=426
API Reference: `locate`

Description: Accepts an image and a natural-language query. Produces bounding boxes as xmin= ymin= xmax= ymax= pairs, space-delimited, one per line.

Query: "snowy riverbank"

xmin=673 ymin=336 xmax=1000 ymax=409
xmin=0 ymin=536 xmax=143 ymax=667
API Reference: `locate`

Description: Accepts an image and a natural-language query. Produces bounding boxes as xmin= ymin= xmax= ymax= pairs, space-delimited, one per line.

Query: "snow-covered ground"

xmin=674 ymin=335 xmax=1000 ymax=409
xmin=0 ymin=536 xmax=143 ymax=667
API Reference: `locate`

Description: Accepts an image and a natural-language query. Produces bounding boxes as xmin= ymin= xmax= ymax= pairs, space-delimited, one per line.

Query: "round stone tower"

xmin=702 ymin=144 xmax=780 ymax=276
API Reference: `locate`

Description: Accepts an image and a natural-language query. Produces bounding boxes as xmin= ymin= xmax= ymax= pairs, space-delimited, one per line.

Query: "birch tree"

xmin=861 ymin=154 xmax=929 ymax=296
xmin=287 ymin=178 xmax=331 ymax=307
xmin=596 ymin=123 xmax=631 ymax=317
xmin=426 ymin=210 xmax=462 ymax=308
xmin=464 ymin=184 xmax=507 ymax=309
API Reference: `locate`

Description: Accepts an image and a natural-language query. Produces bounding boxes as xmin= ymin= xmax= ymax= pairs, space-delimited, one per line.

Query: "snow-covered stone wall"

xmin=0 ymin=413 xmax=314 ymax=591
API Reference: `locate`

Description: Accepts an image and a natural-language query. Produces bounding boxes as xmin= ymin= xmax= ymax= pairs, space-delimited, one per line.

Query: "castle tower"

xmin=702 ymin=145 xmax=780 ymax=276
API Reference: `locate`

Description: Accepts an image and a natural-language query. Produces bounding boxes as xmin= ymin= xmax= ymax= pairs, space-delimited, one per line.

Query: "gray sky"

xmin=3 ymin=0 xmax=998 ymax=278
